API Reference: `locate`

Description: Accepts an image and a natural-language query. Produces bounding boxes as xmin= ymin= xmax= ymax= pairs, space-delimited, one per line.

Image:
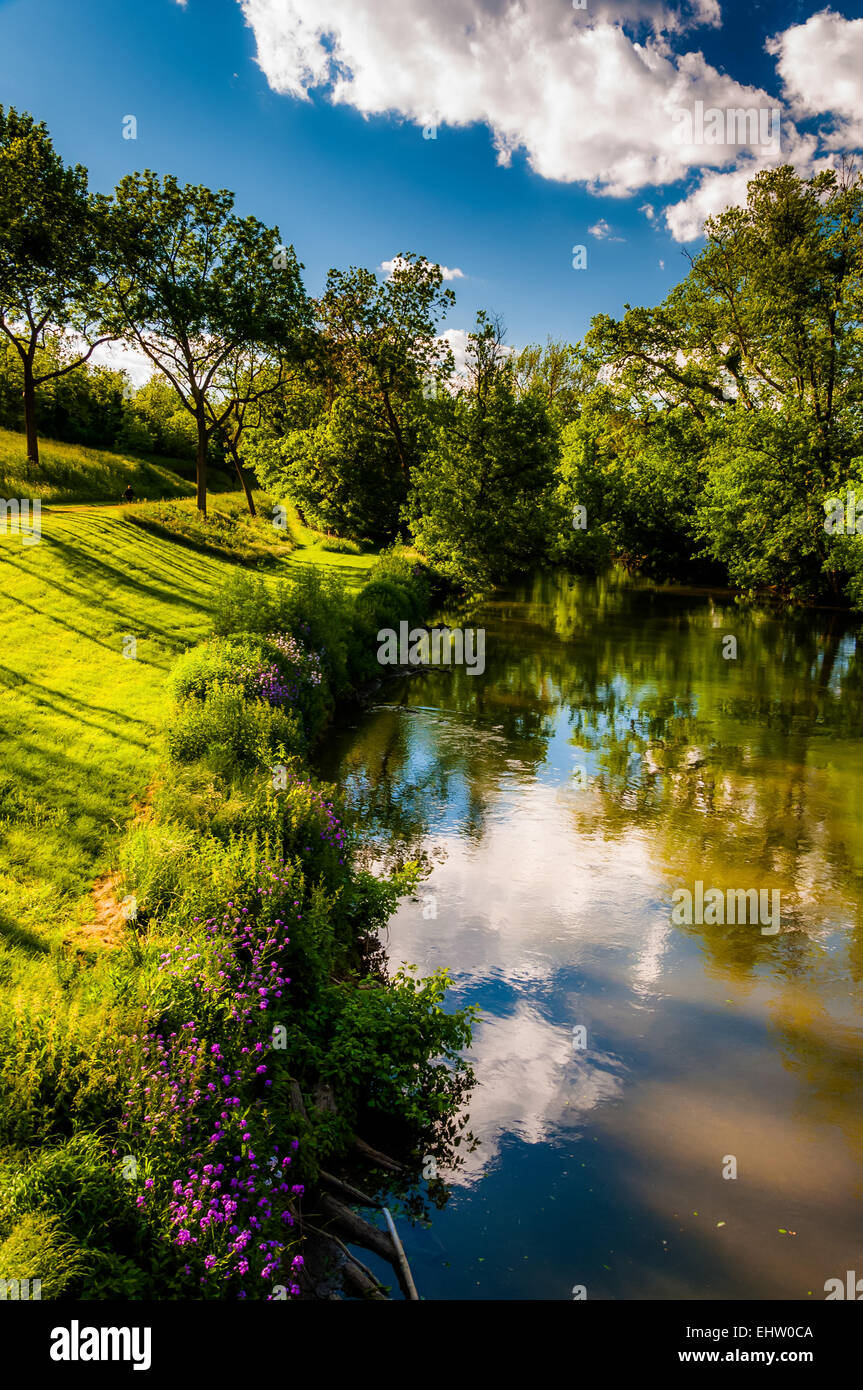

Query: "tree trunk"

xmin=229 ymin=440 xmax=256 ymax=517
xmin=195 ymin=408 xmax=208 ymax=517
xmin=22 ymin=364 xmax=39 ymax=469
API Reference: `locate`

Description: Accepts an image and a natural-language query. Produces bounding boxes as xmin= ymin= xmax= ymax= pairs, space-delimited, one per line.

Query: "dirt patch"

xmin=75 ymin=871 xmax=131 ymax=950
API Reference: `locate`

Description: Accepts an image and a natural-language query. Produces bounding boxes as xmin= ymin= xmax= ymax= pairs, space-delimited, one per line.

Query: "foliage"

xmin=100 ymin=171 xmax=313 ymax=514
xmin=0 ymin=105 xmax=110 ymax=465
xmin=409 ymin=316 xmax=560 ymax=592
xmin=122 ymin=494 xmax=294 ymax=566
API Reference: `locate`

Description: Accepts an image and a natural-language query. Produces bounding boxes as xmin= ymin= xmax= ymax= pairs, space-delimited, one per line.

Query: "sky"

xmin=1 ymin=0 xmax=862 ymax=374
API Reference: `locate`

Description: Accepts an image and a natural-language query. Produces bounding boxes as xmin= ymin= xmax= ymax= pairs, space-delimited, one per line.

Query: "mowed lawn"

xmin=0 ymin=491 xmax=378 ymax=944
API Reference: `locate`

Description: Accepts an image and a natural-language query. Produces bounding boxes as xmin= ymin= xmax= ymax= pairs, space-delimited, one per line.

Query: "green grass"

xmin=0 ymin=426 xmax=235 ymax=504
xmin=0 ymin=432 xmax=379 ymax=947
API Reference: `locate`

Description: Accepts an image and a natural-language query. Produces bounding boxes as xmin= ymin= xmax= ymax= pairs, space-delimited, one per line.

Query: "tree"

xmin=317 ymin=253 xmax=455 ymax=482
xmin=584 ymin=164 xmax=863 ymax=599
xmin=204 ymin=345 xmax=307 ymax=518
xmin=0 ymin=107 xmax=112 ymax=467
xmin=101 ymin=172 xmax=312 ymax=516
xmin=409 ymin=314 xmax=559 ymax=592
xmin=249 ymin=391 xmax=413 ymax=542
xmin=512 ymin=338 xmax=589 ymax=427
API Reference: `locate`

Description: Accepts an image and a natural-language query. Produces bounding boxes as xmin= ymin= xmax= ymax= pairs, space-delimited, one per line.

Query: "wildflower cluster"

xmin=117 ymin=866 xmax=311 ymax=1296
xmin=227 ymin=631 xmax=323 ymax=711
xmin=275 ymin=774 xmax=347 ymax=864
xmin=168 ymin=1143 xmax=306 ymax=1293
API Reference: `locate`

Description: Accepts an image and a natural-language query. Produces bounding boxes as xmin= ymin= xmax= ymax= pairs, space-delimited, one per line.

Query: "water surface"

xmin=318 ymin=572 xmax=863 ymax=1300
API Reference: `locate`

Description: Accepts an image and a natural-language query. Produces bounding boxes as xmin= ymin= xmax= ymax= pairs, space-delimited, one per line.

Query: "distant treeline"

xmin=0 ymin=338 xmax=222 ymax=461
xmin=2 ymin=101 xmax=863 ymax=603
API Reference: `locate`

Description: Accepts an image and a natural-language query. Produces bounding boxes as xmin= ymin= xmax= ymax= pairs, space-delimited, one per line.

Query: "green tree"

xmin=584 ymin=164 xmax=863 ymax=599
xmin=409 ymin=313 xmax=560 ymax=592
xmin=317 ymin=253 xmax=455 ymax=481
xmin=512 ymin=338 xmax=589 ymax=428
xmin=101 ymin=173 xmax=312 ymax=516
xmin=0 ymin=107 xmax=112 ymax=467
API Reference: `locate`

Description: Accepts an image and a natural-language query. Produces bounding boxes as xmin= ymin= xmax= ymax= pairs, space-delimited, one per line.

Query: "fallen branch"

xmin=318 ymin=1194 xmax=395 ymax=1266
xmin=319 ymin=1169 xmax=383 ymax=1210
xmin=353 ymin=1137 xmax=406 ymax=1173
xmin=304 ymin=1221 xmax=389 ymax=1301
xmin=383 ymin=1206 xmax=419 ymax=1301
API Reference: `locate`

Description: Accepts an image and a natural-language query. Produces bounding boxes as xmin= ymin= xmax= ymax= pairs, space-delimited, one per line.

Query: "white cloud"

xmin=380 ymin=255 xmax=464 ymax=281
xmin=588 ymin=218 xmax=625 ymax=241
xmin=85 ymin=340 xmax=154 ymax=389
xmin=438 ymin=327 xmax=471 ymax=378
xmin=237 ymin=0 xmax=858 ymax=242
xmin=768 ymin=11 xmax=863 ymax=148
xmin=639 ymin=202 xmax=656 ymax=221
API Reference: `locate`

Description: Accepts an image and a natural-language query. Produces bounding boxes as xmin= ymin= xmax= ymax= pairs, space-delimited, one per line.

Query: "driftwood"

xmin=319 ymin=1169 xmax=383 ymax=1210
xmin=340 ymin=1260 xmax=389 ymax=1301
xmin=287 ymin=1077 xmax=417 ymax=1299
xmin=318 ymin=1195 xmax=419 ymax=1301
xmin=353 ymin=1136 xmax=406 ymax=1173
xmin=319 ymin=1194 xmax=395 ymax=1265
xmin=305 ymin=1221 xmax=389 ymax=1301
xmin=383 ymin=1206 xmax=419 ymax=1301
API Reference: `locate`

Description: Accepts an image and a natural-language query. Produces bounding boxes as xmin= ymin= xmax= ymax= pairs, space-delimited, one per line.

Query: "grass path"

xmin=0 ymin=496 xmax=377 ymax=945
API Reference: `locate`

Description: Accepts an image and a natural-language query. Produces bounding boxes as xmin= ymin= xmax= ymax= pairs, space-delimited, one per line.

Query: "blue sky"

xmin=1 ymin=0 xmax=861 ymax=359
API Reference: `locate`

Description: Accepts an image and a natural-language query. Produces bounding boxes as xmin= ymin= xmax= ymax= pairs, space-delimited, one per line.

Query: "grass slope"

xmin=0 ymin=433 xmax=379 ymax=947
xmin=0 ymin=426 xmax=236 ymax=504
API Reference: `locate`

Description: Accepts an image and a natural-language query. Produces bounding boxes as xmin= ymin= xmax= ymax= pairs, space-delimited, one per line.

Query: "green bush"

xmin=119 ymin=820 xmax=274 ymax=929
xmin=319 ymin=535 xmax=362 ymax=554
xmin=166 ymin=684 xmax=304 ymax=773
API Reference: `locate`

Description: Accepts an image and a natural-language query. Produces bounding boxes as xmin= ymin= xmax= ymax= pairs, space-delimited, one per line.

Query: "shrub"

xmin=319 ymin=536 xmax=362 ymax=554
xmin=166 ymin=684 xmax=304 ymax=773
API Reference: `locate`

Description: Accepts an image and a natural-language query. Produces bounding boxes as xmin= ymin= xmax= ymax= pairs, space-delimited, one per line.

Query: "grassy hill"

xmin=0 ymin=426 xmax=242 ymax=504
xmin=0 ymin=432 xmax=379 ymax=950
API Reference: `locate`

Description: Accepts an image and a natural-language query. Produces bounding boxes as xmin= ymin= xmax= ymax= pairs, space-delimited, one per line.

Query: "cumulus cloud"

xmin=88 ymin=340 xmax=154 ymax=388
xmin=237 ymin=0 xmax=858 ymax=241
xmin=380 ymin=256 xmax=464 ymax=281
xmin=768 ymin=11 xmax=863 ymax=148
xmin=438 ymin=327 xmax=471 ymax=378
xmin=588 ymin=219 xmax=625 ymax=241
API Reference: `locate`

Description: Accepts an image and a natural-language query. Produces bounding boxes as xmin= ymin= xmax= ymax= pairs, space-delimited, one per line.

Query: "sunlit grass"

xmin=0 ymin=438 xmax=379 ymax=946
xmin=0 ymin=426 xmax=238 ymax=504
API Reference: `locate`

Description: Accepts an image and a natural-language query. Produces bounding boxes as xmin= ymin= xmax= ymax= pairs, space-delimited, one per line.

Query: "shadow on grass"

xmin=0 ymin=907 xmax=51 ymax=957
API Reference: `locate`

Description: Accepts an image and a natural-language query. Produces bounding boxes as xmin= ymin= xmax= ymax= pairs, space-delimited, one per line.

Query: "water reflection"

xmin=318 ymin=572 xmax=863 ymax=1299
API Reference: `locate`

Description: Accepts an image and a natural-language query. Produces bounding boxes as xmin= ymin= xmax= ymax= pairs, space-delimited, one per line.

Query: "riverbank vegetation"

xmin=0 ymin=501 xmax=475 ymax=1296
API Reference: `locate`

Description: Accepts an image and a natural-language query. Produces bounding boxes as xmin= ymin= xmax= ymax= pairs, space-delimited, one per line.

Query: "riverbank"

xmin=0 ymin=511 xmax=474 ymax=1299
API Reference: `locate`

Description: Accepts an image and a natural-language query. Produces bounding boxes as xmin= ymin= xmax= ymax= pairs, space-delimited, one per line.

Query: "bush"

xmin=166 ymin=684 xmax=304 ymax=773
xmin=120 ymin=821 xmax=273 ymax=930
xmin=319 ymin=535 xmax=362 ymax=554
xmin=123 ymin=496 xmax=292 ymax=565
